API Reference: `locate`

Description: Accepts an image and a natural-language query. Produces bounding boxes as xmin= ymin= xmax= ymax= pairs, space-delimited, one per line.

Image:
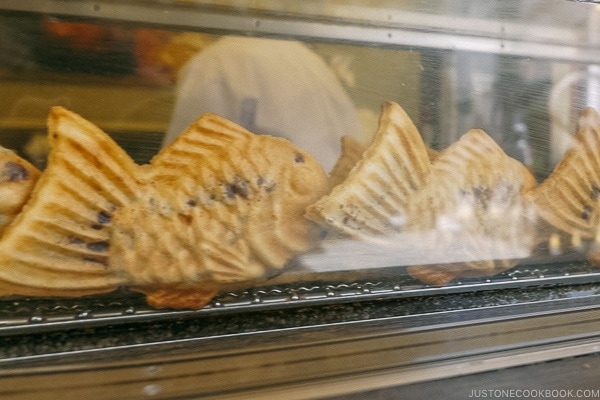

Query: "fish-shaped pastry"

xmin=306 ymin=101 xmax=431 ymax=237
xmin=115 ymin=111 xmax=328 ymax=308
xmin=0 ymin=146 xmax=41 ymax=237
xmin=405 ymin=129 xmax=537 ymax=285
xmin=0 ymin=107 xmax=327 ymax=308
xmin=306 ymin=102 xmax=537 ymax=285
xmin=527 ymin=107 xmax=600 ymax=263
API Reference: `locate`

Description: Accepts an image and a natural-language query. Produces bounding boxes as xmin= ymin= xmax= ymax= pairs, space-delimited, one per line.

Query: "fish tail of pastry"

xmin=0 ymin=107 xmax=140 ymax=296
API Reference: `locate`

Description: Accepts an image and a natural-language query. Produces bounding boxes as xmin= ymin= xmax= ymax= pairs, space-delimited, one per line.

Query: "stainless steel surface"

xmin=330 ymin=351 xmax=600 ymax=400
xmin=1 ymin=258 xmax=600 ymax=398
xmin=1 ymin=260 xmax=599 ymax=336
xmin=1 ymin=291 xmax=600 ymax=399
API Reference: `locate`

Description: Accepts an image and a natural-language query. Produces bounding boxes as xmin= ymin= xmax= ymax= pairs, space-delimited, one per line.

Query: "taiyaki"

xmin=0 ymin=146 xmax=41 ymax=237
xmin=114 ymin=112 xmax=328 ymax=307
xmin=406 ymin=129 xmax=537 ymax=285
xmin=527 ymin=107 xmax=600 ymax=264
xmin=305 ymin=101 xmax=431 ymax=237
xmin=305 ymin=102 xmax=537 ymax=285
xmin=528 ymin=108 xmax=600 ymax=239
xmin=0 ymin=107 xmax=328 ymax=308
xmin=0 ymin=107 xmax=138 ymax=298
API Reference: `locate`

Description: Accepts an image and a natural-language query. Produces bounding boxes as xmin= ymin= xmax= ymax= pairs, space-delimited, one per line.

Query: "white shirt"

xmin=163 ymin=36 xmax=361 ymax=172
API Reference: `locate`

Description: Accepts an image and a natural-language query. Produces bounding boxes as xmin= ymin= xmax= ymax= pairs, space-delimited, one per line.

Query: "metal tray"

xmin=1 ymin=258 xmax=600 ymax=337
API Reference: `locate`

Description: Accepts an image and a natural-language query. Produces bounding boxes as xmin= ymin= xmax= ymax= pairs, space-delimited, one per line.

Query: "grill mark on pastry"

xmin=183 ymin=218 xmax=248 ymax=281
xmin=204 ymin=117 xmax=250 ymax=137
xmin=363 ymin=179 xmax=398 ymax=218
xmin=571 ymin=157 xmax=596 ymax=195
xmin=151 ymin=158 xmax=195 ymax=177
xmin=34 ymin=218 xmax=107 ymax=244
xmin=393 ymin=119 xmax=428 ymax=187
xmin=343 ymin=194 xmax=391 ymax=234
xmin=545 ymin=198 xmax=590 ymax=233
xmin=10 ymin=232 xmax=110 ymax=272
xmin=60 ymin=156 xmax=136 ymax=207
xmin=203 ymin=241 xmax=249 ymax=280
xmin=0 ymin=257 xmax=117 ymax=290
xmin=82 ymin=256 xmax=108 ymax=266
xmin=306 ymin=102 xmax=432 ymax=239
xmin=160 ymin=124 xmax=249 ymax=166
xmin=56 ymin=116 xmax=138 ymax=185
xmin=0 ymin=109 xmax=134 ymax=295
xmin=562 ymin=178 xmax=590 ymax=215
xmin=380 ymin=155 xmax=413 ymax=206
xmin=188 ymin=130 xmax=237 ymax=146
xmin=382 ymin=154 xmax=414 ymax=197
xmin=38 ymin=204 xmax=96 ymax=229
xmin=57 ymin=180 xmax=115 ymax=219
xmin=531 ymin=109 xmax=600 ymax=238
xmin=104 ymin=111 xmax=325 ymax=295
xmin=586 ymin=144 xmax=600 ymax=178
xmin=59 ymin=139 xmax=139 ymax=201
xmin=578 ymin=142 xmax=600 ymax=178
xmin=57 ymin=177 xmax=111 ymax=209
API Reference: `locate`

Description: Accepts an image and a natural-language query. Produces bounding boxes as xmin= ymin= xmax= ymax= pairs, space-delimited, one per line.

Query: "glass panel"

xmin=0 ymin=0 xmax=599 ymax=325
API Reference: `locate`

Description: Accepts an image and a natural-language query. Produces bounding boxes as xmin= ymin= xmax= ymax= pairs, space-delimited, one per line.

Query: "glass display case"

xmin=1 ymin=1 xmax=600 ymax=399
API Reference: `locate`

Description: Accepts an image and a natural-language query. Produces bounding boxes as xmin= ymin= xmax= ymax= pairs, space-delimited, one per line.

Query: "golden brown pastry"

xmin=0 ymin=107 xmax=138 ymax=297
xmin=112 ymin=113 xmax=328 ymax=307
xmin=305 ymin=101 xmax=431 ymax=238
xmin=327 ymin=136 xmax=367 ymax=190
xmin=0 ymin=146 xmax=41 ymax=237
xmin=406 ymin=129 xmax=537 ymax=285
xmin=305 ymin=100 xmax=537 ymax=286
xmin=527 ymin=107 xmax=600 ymax=264
xmin=0 ymin=107 xmax=328 ymax=308
xmin=528 ymin=108 xmax=600 ymax=240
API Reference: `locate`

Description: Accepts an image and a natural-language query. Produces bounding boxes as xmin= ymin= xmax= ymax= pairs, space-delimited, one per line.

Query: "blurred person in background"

xmin=161 ymin=35 xmax=362 ymax=172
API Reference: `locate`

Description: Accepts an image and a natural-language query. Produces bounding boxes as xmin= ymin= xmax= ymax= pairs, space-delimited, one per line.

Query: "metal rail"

xmin=0 ymin=0 xmax=598 ymax=63
xmin=1 ymin=260 xmax=600 ymax=336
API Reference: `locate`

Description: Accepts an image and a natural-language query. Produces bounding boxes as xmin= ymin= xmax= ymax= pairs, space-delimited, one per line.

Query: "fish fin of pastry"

xmin=0 ymin=107 xmax=141 ymax=296
xmin=134 ymin=283 xmax=219 ymax=310
xmin=0 ymin=146 xmax=41 ymax=237
xmin=305 ymin=101 xmax=431 ymax=237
